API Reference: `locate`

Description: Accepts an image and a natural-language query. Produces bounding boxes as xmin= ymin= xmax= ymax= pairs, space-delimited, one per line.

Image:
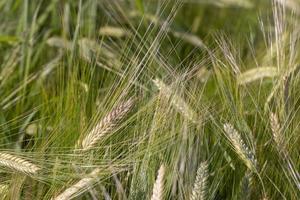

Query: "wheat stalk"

xmin=223 ymin=124 xmax=257 ymax=171
xmin=80 ymin=98 xmax=134 ymax=150
xmin=0 ymin=152 xmax=40 ymax=174
xmin=150 ymin=164 xmax=165 ymax=200
xmin=190 ymin=162 xmax=208 ymax=200
xmin=53 ymin=168 xmax=101 ymax=200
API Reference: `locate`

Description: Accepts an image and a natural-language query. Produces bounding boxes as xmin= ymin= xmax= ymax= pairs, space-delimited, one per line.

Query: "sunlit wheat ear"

xmin=0 ymin=184 xmax=8 ymax=196
xmin=81 ymin=98 xmax=134 ymax=150
xmin=151 ymin=165 xmax=165 ymax=200
xmin=269 ymin=112 xmax=283 ymax=147
xmin=53 ymin=168 xmax=100 ymax=200
xmin=223 ymin=124 xmax=257 ymax=171
xmin=190 ymin=162 xmax=208 ymax=200
xmin=0 ymin=152 xmax=40 ymax=175
xmin=153 ymin=78 xmax=197 ymax=123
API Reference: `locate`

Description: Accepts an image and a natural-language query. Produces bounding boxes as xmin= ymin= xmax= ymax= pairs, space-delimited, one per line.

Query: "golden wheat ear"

xmin=269 ymin=112 xmax=282 ymax=147
xmin=80 ymin=98 xmax=135 ymax=151
xmin=223 ymin=123 xmax=257 ymax=171
xmin=0 ymin=184 xmax=8 ymax=197
xmin=190 ymin=162 xmax=208 ymax=200
xmin=0 ymin=152 xmax=40 ymax=175
xmin=151 ymin=164 xmax=165 ymax=200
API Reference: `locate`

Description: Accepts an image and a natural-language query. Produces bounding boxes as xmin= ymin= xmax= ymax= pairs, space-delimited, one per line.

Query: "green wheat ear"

xmin=153 ymin=78 xmax=197 ymax=123
xmin=80 ymin=98 xmax=135 ymax=151
xmin=223 ymin=123 xmax=257 ymax=171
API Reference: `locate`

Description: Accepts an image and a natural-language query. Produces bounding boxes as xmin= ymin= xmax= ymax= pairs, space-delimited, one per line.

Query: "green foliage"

xmin=0 ymin=0 xmax=299 ymax=199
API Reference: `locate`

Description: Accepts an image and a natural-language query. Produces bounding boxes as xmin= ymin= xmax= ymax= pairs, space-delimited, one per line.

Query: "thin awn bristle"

xmin=151 ymin=165 xmax=165 ymax=200
xmin=0 ymin=152 xmax=40 ymax=175
xmin=190 ymin=162 xmax=208 ymax=200
xmin=153 ymin=78 xmax=197 ymax=123
xmin=81 ymin=98 xmax=134 ymax=150
xmin=53 ymin=168 xmax=100 ymax=200
xmin=223 ymin=123 xmax=257 ymax=171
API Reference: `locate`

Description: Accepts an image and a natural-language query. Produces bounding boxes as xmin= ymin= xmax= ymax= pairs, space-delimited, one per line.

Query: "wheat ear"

xmin=151 ymin=165 xmax=165 ymax=200
xmin=0 ymin=184 xmax=8 ymax=196
xmin=81 ymin=98 xmax=134 ymax=150
xmin=0 ymin=152 xmax=40 ymax=174
xmin=153 ymin=79 xmax=197 ymax=123
xmin=53 ymin=168 xmax=100 ymax=200
xmin=223 ymin=124 xmax=256 ymax=171
xmin=269 ymin=112 xmax=283 ymax=147
xmin=190 ymin=162 xmax=208 ymax=200
xmin=269 ymin=113 xmax=300 ymax=190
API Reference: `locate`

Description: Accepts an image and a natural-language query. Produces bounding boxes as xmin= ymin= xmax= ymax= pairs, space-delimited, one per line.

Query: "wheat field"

xmin=0 ymin=0 xmax=299 ymax=199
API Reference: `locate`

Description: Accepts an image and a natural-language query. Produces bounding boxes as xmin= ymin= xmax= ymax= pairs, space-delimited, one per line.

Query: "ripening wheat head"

xmin=153 ymin=78 xmax=197 ymax=123
xmin=151 ymin=164 xmax=165 ymax=200
xmin=269 ymin=112 xmax=282 ymax=147
xmin=190 ymin=161 xmax=208 ymax=200
xmin=53 ymin=168 xmax=100 ymax=200
xmin=0 ymin=184 xmax=8 ymax=196
xmin=81 ymin=98 xmax=134 ymax=150
xmin=0 ymin=152 xmax=40 ymax=174
xmin=223 ymin=123 xmax=257 ymax=171
xmin=269 ymin=113 xmax=300 ymax=189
